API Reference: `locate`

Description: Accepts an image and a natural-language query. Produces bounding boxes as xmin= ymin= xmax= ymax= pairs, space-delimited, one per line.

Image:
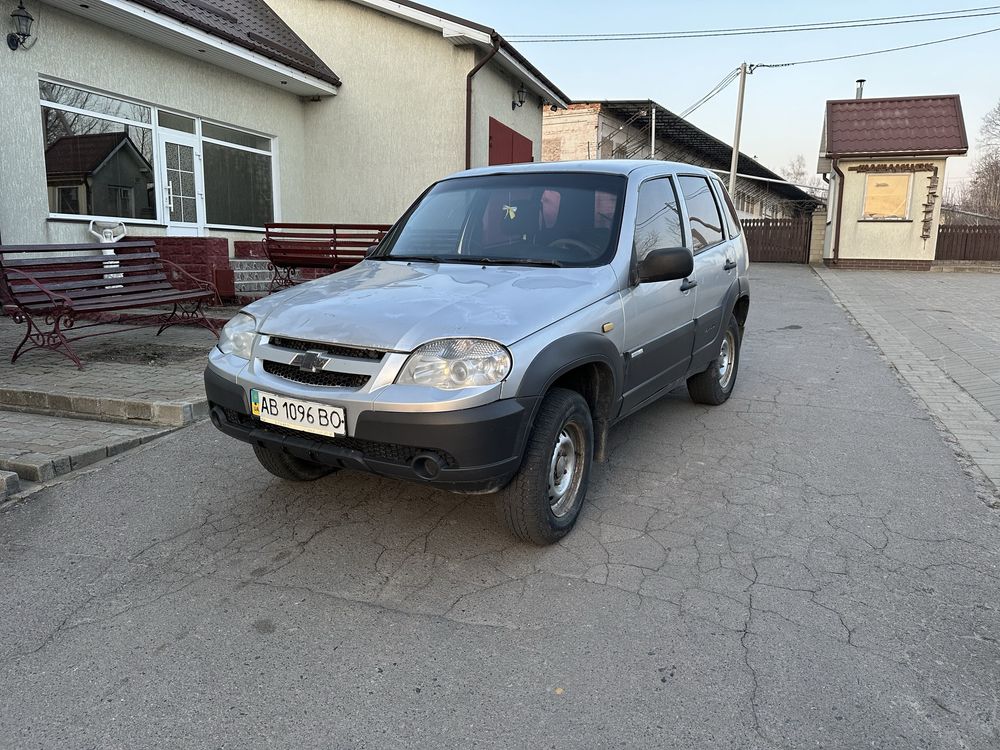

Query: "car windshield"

xmin=376 ymin=172 xmax=627 ymax=267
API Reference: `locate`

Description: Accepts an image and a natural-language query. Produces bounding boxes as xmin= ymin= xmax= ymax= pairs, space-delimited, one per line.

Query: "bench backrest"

xmin=264 ymin=223 xmax=391 ymax=269
xmin=0 ymin=241 xmax=172 ymax=308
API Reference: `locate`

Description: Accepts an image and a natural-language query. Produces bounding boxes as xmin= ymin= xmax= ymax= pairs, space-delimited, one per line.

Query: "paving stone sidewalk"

xmin=0 ymin=320 xmax=218 ymax=426
xmin=0 ymin=410 xmax=172 ymax=488
xmin=815 ymin=267 xmax=1000 ymax=490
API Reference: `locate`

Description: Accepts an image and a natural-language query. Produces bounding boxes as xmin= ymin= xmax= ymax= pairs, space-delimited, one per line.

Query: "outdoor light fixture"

xmin=7 ymin=0 xmax=34 ymax=51
xmin=511 ymin=83 xmax=527 ymax=110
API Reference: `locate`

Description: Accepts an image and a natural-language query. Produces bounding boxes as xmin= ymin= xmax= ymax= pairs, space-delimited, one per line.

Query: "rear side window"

xmin=712 ymin=178 xmax=743 ymax=237
xmin=633 ymin=177 xmax=683 ymax=260
xmin=678 ymin=175 xmax=725 ymax=252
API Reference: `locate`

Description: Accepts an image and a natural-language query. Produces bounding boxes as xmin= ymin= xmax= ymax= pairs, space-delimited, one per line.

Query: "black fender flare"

xmin=515 ymin=332 xmax=624 ymax=403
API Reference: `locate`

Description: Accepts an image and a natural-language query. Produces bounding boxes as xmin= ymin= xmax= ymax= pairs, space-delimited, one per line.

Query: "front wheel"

xmin=687 ymin=314 xmax=741 ymax=405
xmin=252 ymin=444 xmax=335 ymax=481
xmin=496 ymin=388 xmax=593 ymax=545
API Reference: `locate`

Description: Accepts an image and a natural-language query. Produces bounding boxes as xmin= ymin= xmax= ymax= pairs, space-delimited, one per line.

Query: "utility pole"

xmin=728 ymin=62 xmax=748 ymax=197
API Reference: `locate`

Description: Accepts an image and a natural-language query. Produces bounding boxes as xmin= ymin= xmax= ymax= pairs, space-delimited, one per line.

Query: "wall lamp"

xmin=7 ymin=0 xmax=34 ymax=51
xmin=511 ymin=83 xmax=527 ymax=110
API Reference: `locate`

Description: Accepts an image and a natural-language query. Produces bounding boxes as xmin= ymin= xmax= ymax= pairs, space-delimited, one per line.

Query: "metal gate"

xmin=743 ymin=217 xmax=811 ymax=263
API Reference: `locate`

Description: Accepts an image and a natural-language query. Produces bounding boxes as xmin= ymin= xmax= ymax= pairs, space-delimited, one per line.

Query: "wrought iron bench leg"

xmin=156 ymin=301 xmax=220 ymax=338
xmin=10 ymin=308 xmax=84 ymax=369
xmin=267 ymin=263 xmax=296 ymax=294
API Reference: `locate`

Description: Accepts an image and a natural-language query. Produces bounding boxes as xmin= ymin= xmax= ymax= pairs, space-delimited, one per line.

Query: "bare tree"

xmin=948 ymin=98 xmax=1000 ymax=220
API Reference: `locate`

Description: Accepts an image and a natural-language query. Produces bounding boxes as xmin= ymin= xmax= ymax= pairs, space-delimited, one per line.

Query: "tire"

xmin=496 ymin=388 xmax=593 ymax=545
xmin=687 ymin=314 xmax=741 ymax=406
xmin=252 ymin=444 xmax=335 ymax=481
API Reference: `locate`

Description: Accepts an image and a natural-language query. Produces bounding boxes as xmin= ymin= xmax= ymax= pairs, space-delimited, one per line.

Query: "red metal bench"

xmin=263 ymin=223 xmax=391 ymax=292
xmin=0 ymin=241 xmax=219 ymax=368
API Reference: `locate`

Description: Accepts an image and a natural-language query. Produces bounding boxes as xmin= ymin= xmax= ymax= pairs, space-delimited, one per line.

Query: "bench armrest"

xmin=3 ymin=268 xmax=74 ymax=309
xmin=158 ymin=259 xmax=221 ymax=304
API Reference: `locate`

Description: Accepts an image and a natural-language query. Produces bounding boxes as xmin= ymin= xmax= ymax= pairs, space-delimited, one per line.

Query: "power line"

xmin=680 ymin=68 xmax=740 ymax=117
xmin=755 ymin=24 xmax=1000 ymax=67
xmin=507 ymin=6 xmax=1000 ymax=42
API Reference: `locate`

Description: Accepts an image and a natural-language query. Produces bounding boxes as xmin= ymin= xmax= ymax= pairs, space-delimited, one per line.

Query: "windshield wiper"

xmin=447 ymin=256 xmax=565 ymax=268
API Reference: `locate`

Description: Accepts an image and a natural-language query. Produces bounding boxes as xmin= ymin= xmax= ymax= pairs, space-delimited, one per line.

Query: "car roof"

xmin=447 ymin=160 xmax=717 ymax=180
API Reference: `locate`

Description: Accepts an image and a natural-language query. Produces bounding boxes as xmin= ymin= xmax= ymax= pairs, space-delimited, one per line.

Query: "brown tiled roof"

xmin=130 ymin=0 xmax=341 ymax=87
xmin=824 ymin=95 xmax=967 ymax=157
xmin=45 ymin=133 xmax=132 ymax=177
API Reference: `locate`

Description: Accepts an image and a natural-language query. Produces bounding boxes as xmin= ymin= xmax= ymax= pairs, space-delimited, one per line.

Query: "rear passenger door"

xmin=677 ymin=174 xmax=736 ymax=369
xmin=621 ymin=176 xmax=696 ymax=414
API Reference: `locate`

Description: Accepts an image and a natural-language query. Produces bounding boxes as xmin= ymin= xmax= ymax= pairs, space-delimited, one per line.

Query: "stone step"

xmin=230 ymin=259 xmax=271 ymax=271
xmin=233 ymin=270 xmax=272 ymax=282
xmin=235 ymin=280 xmax=271 ymax=292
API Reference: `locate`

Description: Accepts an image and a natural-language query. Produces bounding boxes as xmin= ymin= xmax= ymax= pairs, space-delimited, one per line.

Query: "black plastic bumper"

xmin=204 ymin=367 xmax=536 ymax=493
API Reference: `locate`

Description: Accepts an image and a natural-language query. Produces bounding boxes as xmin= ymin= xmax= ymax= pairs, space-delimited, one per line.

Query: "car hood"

xmin=246 ymin=260 xmax=620 ymax=351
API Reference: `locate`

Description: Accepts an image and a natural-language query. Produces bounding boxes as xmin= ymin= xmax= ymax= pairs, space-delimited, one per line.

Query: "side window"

xmin=712 ymin=178 xmax=743 ymax=238
xmin=632 ymin=177 xmax=684 ymax=260
xmin=678 ymin=175 xmax=725 ymax=252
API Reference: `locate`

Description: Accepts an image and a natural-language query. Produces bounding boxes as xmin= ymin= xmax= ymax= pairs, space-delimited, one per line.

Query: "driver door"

xmin=621 ymin=176 xmax=696 ymax=414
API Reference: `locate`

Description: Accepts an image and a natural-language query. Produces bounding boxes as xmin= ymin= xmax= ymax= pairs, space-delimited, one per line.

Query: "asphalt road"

xmin=2 ymin=265 xmax=998 ymax=749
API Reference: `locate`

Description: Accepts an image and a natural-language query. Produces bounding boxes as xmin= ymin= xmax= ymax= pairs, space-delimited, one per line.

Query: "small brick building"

xmin=817 ymin=95 xmax=969 ymax=269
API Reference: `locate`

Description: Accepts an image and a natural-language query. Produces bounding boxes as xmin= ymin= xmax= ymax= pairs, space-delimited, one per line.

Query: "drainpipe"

xmin=466 ymin=34 xmax=502 ymax=170
xmin=831 ymin=157 xmax=845 ymax=264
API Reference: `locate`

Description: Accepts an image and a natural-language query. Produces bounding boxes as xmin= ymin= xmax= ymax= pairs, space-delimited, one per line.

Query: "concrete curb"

xmin=0 ymin=388 xmax=208 ymax=427
xmin=0 ymin=427 xmax=176 ymax=484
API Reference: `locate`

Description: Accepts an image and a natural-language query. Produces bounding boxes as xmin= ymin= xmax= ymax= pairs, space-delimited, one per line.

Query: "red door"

xmin=489 ymin=117 xmax=533 ymax=166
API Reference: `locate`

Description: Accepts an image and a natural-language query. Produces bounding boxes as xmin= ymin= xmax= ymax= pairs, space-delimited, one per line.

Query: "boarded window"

xmin=862 ymin=173 xmax=910 ymax=219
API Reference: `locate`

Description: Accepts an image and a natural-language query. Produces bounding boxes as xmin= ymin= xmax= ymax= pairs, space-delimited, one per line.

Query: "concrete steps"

xmin=231 ymin=259 xmax=274 ymax=296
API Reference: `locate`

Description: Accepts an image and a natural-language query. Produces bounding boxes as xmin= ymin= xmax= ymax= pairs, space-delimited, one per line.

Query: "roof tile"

xmin=824 ymin=95 xmax=967 ymax=157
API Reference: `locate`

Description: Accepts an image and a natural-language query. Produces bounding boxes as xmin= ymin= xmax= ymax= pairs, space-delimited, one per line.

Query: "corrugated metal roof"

xmin=590 ymin=100 xmax=821 ymax=206
xmin=129 ymin=0 xmax=341 ymax=87
xmin=823 ymin=95 xmax=968 ymax=157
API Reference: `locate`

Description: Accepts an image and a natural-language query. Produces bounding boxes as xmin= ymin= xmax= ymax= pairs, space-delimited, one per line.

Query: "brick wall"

xmin=126 ymin=236 xmax=231 ymax=290
xmin=824 ymin=258 xmax=932 ymax=271
xmin=809 ymin=209 xmax=827 ymax=265
xmin=234 ymin=241 xmax=266 ymax=258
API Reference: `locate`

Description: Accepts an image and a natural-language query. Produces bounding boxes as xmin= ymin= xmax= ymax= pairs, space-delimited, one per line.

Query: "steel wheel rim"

xmin=718 ymin=330 xmax=735 ymax=390
xmin=548 ymin=422 xmax=584 ymax=518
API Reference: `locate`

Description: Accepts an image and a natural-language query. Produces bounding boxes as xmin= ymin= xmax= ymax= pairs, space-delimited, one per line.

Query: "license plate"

xmin=250 ymin=389 xmax=347 ymax=437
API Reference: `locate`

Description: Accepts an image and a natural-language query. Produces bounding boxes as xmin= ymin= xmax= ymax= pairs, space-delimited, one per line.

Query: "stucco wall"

xmin=276 ymin=0 xmax=475 ymax=224
xmin=0 ymin=5 xmax=310 ymax=246
xmin=470 ymin=60 xmax=544 ymax=166
xmin=834 ymin=158 xmax=947 ymax=261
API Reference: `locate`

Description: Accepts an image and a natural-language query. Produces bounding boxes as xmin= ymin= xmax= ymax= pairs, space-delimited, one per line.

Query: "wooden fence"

xmin=742 ymin=217 xmax=812 ymax=263
xmin=936 ymin=225 xmax=1000 ymax=261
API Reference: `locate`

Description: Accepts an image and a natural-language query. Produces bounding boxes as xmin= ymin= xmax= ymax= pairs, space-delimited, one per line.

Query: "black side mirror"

xmin=637 ymin=246 xmax=694 ymax=284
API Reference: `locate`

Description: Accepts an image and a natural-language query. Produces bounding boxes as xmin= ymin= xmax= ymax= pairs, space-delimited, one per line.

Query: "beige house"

xmin=544 ymin=101 xmax=821 ymax=219
xmin=818 ymin=94 xmax=968 ymax=269
xmin=0 ymin=0 xmax=567 ymax=247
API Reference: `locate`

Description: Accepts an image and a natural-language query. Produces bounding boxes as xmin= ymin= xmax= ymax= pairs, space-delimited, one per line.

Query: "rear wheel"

xmin=252 ymin=444 xmax=335 ymax=481
xmin=496 ymin=388 xmax=593 ymax=545
xmin=687 ymin=314 xmax=741 ymax=405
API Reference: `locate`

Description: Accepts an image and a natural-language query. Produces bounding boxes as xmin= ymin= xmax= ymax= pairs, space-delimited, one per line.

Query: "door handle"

xmin=723 ymin=259 xmax=738 ymax=271
xmin=680 ymin=278 xmax=698 ymax=292
xmin=165 ymin=180 xmax=175 ymax=211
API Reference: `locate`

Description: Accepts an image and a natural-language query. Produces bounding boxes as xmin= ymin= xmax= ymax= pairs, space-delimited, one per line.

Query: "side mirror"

xmin=364 ymin=244 xmax=380 ymax=258
xmin=637 ymin=246 xmax=694 ymax=284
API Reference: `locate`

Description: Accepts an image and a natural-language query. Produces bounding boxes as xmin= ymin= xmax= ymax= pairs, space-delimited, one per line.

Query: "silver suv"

xmin=205 ymin=161 xmax=750 ymax=544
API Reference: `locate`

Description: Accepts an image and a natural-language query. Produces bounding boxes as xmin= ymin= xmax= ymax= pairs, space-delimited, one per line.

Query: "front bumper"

xmin=205 ymin=366 xmax=535 ymax=493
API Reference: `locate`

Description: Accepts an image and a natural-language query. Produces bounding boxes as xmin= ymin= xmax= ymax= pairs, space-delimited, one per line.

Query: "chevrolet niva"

xmin=205 ymin=161 xmax=750 ymax=544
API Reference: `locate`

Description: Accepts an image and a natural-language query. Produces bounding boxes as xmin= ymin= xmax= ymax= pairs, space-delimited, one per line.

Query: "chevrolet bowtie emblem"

xmin=290 ymin=350 xmax=330 ymax=373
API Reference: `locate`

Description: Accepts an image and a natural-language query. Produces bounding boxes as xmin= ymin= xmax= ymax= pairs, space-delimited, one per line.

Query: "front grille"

xmin=268 ymin=335 xmax=385 ymax=361
xmin=263 ymin=360 xmax=369 ymax=388
xmin=223 ymin=408 xmax=456 ymax=467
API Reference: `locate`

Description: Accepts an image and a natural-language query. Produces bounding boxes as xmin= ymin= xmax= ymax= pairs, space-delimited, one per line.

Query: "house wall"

xmin=277 ymin=0 xmax=474 ymax=224
xmin=470 ymin=61 xmax=544 ymax=166
xmin=0 ymin=5 xmax=310 ymax=246
xmin=832 ymin=157 xmax=947 ymax=264
xmin=541 ymin=105 xmax=600 ymax=162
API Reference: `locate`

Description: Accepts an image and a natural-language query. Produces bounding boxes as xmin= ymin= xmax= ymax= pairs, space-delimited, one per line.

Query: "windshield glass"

xmin=376 ymin=172 xmax=627 ymax=267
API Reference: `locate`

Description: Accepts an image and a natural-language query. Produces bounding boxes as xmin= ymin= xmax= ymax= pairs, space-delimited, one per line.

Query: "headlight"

xmin=397 ymin=338 xmax=511 ymax=389
xmin=217 ymin=313 xmax=257 ymax=359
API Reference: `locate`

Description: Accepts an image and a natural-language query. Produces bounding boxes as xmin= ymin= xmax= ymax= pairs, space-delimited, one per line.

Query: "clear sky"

xmin=428 ymin=1 xmax=999 ymax=188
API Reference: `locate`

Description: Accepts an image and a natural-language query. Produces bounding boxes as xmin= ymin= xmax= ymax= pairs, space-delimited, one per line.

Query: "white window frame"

xmin=39 ymin=77 xmax=279 ymax=230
